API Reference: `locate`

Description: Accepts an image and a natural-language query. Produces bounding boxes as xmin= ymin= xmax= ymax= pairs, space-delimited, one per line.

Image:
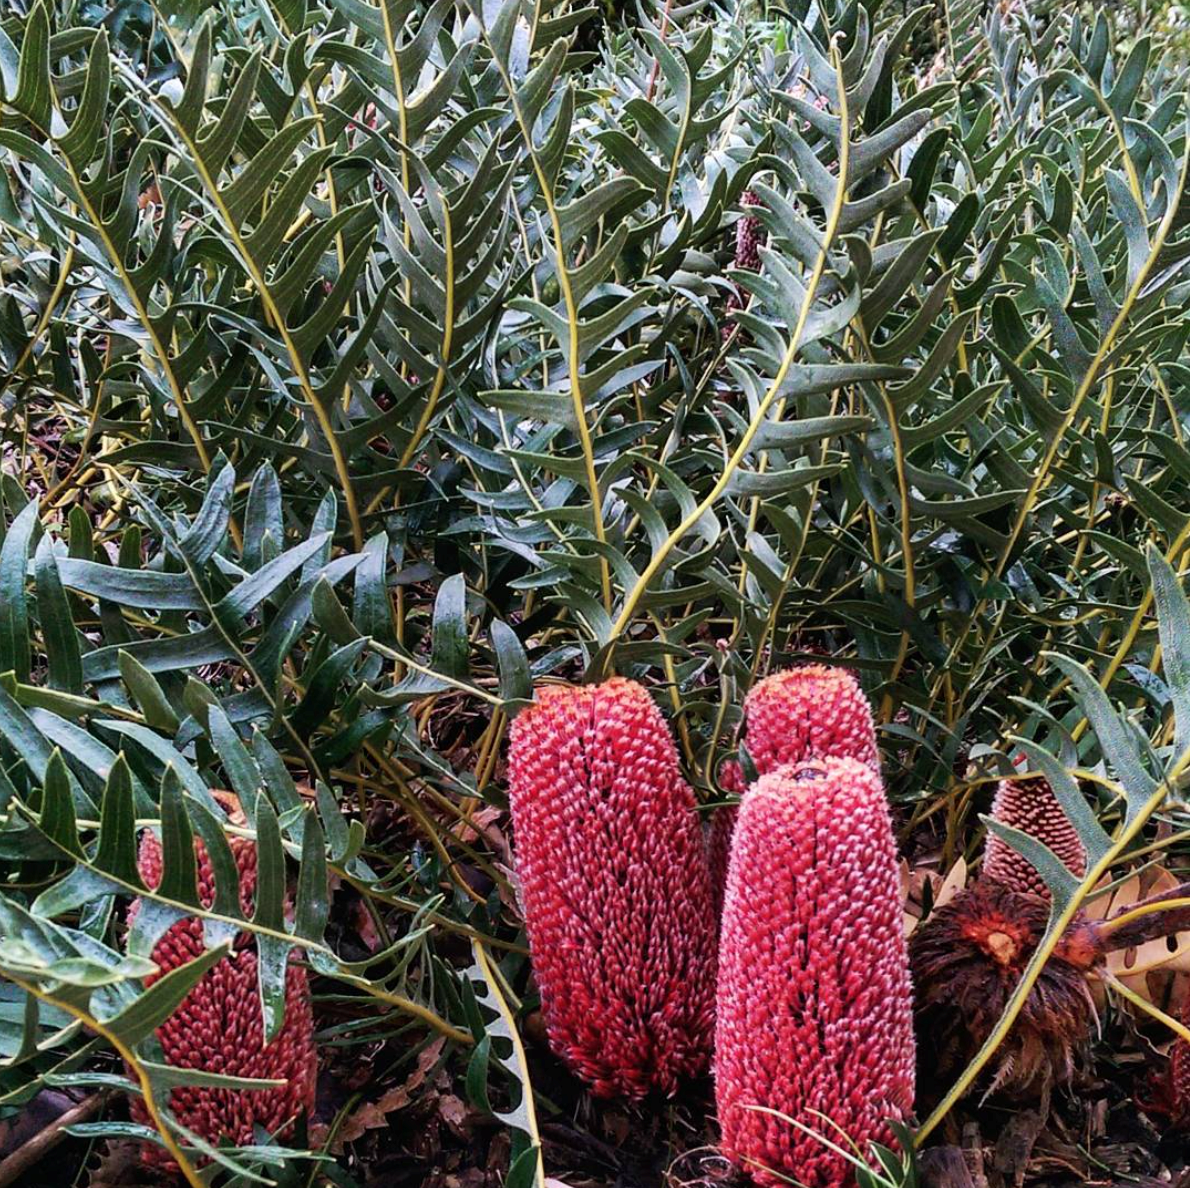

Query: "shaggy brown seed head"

xmin=910 ymin=881 xmax=1096 ymax=1099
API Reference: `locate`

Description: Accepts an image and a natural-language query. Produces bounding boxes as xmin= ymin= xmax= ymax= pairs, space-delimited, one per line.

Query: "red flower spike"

xmin=735 ymin=189 xmax=764 ymax=272
xmin=982 ymin=777 xmax=1087 ymax=900
xmin=129 ymin=832 xmax=316 ymax=1167
xmin=1172 ymin=994 xmax=1190 ymax=1127
xmin=507 ymin=679 xmax=717 ymax=1098
xmin=715 ymin=759 xmax=915 ymax=1187
xmin=743 ymin=665 xmax=879 ymax=778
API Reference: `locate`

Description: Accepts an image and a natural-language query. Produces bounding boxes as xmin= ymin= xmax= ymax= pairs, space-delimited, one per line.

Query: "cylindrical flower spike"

xmin=710 ymin=666 xmax=880 ymax=916
xmin=508 ymin=679 xmax=717 ymax=1098
xmin=715 ymin=758 xmax=915 ymax=1187
xmin=743 ymin=664 xmax=879 ymax=776
xmin=129 ymin=833 xmax=316 ymax=1167
xmin=982 ymin=776 xmax=1087 ymax=899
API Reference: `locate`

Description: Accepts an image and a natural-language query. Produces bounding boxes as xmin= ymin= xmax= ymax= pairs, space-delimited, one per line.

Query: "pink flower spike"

xmin=507 ymin=679 xmax=717 ymax=1098
xmin=715 ymin=758 xmax=915 ymax=1187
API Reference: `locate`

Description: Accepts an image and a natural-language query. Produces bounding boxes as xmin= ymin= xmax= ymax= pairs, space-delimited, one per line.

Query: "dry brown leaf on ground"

xmin=332 ymin=1037 xmax=447 ymax=1152
xmin=1085 ymin=869 xmax=1190 ymax=1015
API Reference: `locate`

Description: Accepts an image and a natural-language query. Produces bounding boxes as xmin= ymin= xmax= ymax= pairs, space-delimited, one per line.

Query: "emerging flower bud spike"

xmin=743 ymin=664 xmax=880 ymax=778
xmin=507 ymin=679 xmax=717 ymax=1098
xmin=128 ymin=832 xmax=316 ymax=1168
xmin=983 ymin=777 xmax=1087 ymax=900
xmin=715 ymin=758 xmax=915 ymax=1187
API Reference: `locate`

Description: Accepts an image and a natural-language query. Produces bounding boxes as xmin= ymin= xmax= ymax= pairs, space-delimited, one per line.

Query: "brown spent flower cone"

xmin=911 ymin=874 xmax=1190 ymax=1100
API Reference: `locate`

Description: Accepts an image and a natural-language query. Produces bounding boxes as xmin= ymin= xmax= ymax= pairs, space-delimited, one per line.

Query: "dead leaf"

xmin=1091 ymin=867 xmax=1190 ymax=1013
xmin=438 ymin=1094 xmax=470 ymax=1136
xmin=936 ymin=856 xmax=968 ymax=909
xmin=331 ymin=1037 xmax=447 ymax=1152
xmin=352 ymin=897 xmax=382 ymax=953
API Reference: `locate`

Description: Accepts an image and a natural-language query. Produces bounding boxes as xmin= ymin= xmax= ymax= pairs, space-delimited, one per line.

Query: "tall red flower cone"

xmin=982 ymin=776 xmax=1086 ymax=899
xmin=744 ymin=664 xmax=879 ymax=776
xmin=710 ymin=666 xmax=880 ymax=916
xmin=715 ymin=758 xmax=915 ymax=1187
xmin=507 ymin=679 xmax=717 ymax=1098
xmin=129 ymin=832 xmax=316 ymax=1166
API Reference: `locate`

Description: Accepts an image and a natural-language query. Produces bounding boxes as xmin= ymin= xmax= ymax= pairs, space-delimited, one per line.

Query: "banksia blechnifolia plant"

xmin=129 ymin=832 xmax=317 ymax=1166
xmin=982 ymin=777 xmax=1087 ymax=899
xmin=715 ymin=758 xmax=915 ymax=1187
xmin=507 ymin=679 xmax=718 ymax=1098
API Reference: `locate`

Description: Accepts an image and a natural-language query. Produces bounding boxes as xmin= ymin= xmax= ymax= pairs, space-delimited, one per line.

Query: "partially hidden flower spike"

xmin=128 ymin=832 xmax=316 ymax=1168
xmin=1170 ymin=995 xmax=1190 ymax=1123
xmin=507 ymin=679 xmax=717 ymax=1099
xmin=709 ymin=665 xmax=880 ymax=916
xmin=725 ymin=190 xmax=766 ymax=334
xmin=982 ymin=776 xmax=1087 ymax=900
xmin=706 ymin=759 xmax=747 ymax=922
xmin=734 ymin=189 xmax=764 ymax=272
xmin=743 ymin=664 xmax=880 ymax=777
xmin=715 ymin=758 xmax=915 ymax=1187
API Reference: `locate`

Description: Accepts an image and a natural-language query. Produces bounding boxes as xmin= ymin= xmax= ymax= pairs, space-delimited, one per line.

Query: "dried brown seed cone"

xmin=910 ymin=881 xmax=1097 ymax=1099
xmin=912 ymin=869 xmax=1190 ymax=1104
